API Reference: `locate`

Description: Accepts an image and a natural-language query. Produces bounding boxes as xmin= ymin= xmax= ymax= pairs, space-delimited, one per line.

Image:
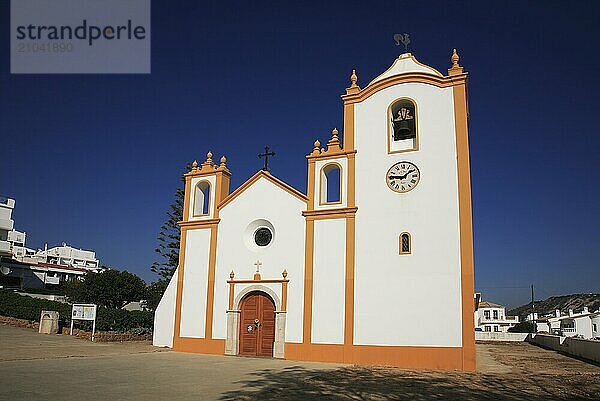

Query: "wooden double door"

xmin=239 ymin=292 xmax=275 ymax=357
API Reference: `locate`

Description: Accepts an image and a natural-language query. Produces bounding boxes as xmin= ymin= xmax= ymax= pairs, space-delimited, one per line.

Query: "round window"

xmin=254 ymin=227 xmax=273 ymax=247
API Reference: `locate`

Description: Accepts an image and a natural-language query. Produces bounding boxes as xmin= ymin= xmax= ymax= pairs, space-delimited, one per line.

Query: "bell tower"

xmin=299 ymin=87 xmax=358 ymax=351
xmin=172 ymin=151 xmax=231 ymax=351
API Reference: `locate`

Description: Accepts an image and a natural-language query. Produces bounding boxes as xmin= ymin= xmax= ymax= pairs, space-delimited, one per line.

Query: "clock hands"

xmin=388 ymin=169 xmax=416 ymax=181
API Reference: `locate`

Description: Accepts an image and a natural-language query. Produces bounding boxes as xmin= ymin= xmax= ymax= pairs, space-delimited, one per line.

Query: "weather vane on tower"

xmin=394 ymin=33 xmax=410 ymax=52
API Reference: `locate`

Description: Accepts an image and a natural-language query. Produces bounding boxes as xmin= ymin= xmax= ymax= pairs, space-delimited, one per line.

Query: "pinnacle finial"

xmin=206 ymin=151 xmax=213 ymax=164
xmin=230 ymin=270 xmax=235 ymax=279
xmin=350 ymin=69 xmax=358 ymax=87
xmin=220 ymin=155 xmax=227 ymax=167
xmin=331 ymin=128 xmax=339 ymax=141
xmin=313 ymin=139 xmax=321 ymax=150
xmin=192 ymin=160 xmax=198 ymax=169
xmin=451 ymin=48 xmax=460 ymax=67
xmin=282 ymin=269 xmax=288 ymax=279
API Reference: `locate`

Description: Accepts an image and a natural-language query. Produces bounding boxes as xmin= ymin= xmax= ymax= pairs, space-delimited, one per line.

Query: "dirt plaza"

xmin=0 ymin=324 xmax=598 ymax=400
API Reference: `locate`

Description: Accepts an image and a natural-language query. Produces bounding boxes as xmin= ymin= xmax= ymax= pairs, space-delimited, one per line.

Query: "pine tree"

xmin=151 ymin=165 xmax=188 ymax=280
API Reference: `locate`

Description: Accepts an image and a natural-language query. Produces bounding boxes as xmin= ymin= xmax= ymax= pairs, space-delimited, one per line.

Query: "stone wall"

xmin=60 ymin=327 xmax=151 ymax=342
xmin=475 ymin=332 xmax=529 ymax=342
xmin=529 ymin=334 xmax=600 ymax=364
xmin=1 ymin=315 xmax=151 ymax=342
xmin=0 ymin=315 xmax=40 ymax=330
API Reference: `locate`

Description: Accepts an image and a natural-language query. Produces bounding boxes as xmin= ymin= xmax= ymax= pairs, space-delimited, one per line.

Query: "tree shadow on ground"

xmin=219 ymin=365 xmax=600 ymax=401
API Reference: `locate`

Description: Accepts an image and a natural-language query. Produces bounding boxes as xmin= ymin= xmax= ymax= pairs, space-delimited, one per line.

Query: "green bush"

xmin=0 ymin=290 xmax=71 ymax=322
xmin=0 ymin=290 xmax=153 ymax=333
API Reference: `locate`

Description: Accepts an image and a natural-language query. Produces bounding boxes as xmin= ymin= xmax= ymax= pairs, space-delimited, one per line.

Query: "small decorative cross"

xmin=254 ymin=260 xmax=262 ymax=274
xmin=258 ymin=146 xmax=276 ymax=171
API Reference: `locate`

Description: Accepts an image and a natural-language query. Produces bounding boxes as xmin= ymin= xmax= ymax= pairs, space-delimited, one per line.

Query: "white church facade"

xmin=153 ymin=50 xmax=476 ymax=371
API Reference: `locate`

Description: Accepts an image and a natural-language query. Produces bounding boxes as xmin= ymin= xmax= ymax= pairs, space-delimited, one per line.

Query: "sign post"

xmin=70 ymin=304 xmax=97 ymax=341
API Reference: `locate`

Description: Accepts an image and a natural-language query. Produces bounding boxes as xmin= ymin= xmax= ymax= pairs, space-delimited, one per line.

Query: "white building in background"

xmin=532 ymin=308 xmax=600 ymax=339
xmin=474 ymin=301 xmax=519 ymax=333
xmin=26 ymin=243 xmax=100 ymax=268
xmin=154 ymin=50 xmax=477 ymax=371
xmin=0 ymin=197 xmax=102 ymax=288
xmin=0 ymin=197 xmax=16 ymax=256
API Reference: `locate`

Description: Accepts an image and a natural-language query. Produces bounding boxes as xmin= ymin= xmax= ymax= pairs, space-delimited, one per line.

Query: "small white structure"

xmin=0 ymin=197 xmax=16 ymax=256
xmin=533 ymin=308 xmax=600 ymax=339
xmin=474 ymin=301 xmax=519 ymax=333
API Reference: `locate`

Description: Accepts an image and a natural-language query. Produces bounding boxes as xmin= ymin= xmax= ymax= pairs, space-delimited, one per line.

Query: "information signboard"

xmin=70 ymin=304 xmax=98 ymax=341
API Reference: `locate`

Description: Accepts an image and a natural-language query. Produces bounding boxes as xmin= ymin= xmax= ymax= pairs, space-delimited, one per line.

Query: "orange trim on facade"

xmin=453 ymin=79 xmax=476 ymax=372
xmin=342 ymin=72 xmax=467 ymax=105
xmin=343 ymin=103 xmax=355 ymax=151
xmin=306 ymin=149 xmax=357 ymax=161
xmin=179 ymin=218 xmax=221 ymax=229
xmin=303 ymin=207 xmax=358 ymax=221
xmin=281 ymin=280 xmax=288 ymax=312
xmin=302 ymin=219 xmax=314 ymax=344
xmin=218 ymin=170 xmax=308 ymax=210
xmin=344 ymin=215 xmax=355 ymax=345
xmin=177 ymin=338 xmax=225 ymax=354
xmin=306 ymin=159 xmax=316 ymax=211
xmin=284 ymin=343 xmax=465 ymax=370
xmin=226 ymin=273 xmax=290 ymax=312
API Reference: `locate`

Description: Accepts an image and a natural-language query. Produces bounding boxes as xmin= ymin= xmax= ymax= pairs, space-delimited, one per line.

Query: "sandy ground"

xmin=0 ymin=324 xmax=598 ymax=400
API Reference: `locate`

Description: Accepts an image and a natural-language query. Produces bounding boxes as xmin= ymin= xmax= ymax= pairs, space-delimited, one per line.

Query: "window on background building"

xmin=320 ymin=163 xmax=342 ymax=204
xmin=399 ymin=232 xmax=411 ymax=254
xmin=484 ymin=326 xmax=491 ymax=332
xmin=193 ymin=181 xmax=211 ymax=216
xmin=493 ymin=310 xmax=498 ymax=319
xmin=593 ymin=324 xmax=597 ymax=332
xmin=484 ymin=310 xmax=490 ymax=319
xmin=494 ymin=326 xmax=500 ymax=332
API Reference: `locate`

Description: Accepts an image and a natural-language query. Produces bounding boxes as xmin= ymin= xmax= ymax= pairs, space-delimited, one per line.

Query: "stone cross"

xmin=253 ymin=260 xmax=262 ymax=281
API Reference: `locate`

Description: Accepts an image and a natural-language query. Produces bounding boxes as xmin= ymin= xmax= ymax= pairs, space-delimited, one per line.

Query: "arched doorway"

xmin=238 ymin=291 xmax=276 ymax=357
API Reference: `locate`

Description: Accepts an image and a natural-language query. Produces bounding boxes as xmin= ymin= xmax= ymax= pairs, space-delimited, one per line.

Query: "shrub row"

xmin=0 ymin=290 xmax=153 ymax=333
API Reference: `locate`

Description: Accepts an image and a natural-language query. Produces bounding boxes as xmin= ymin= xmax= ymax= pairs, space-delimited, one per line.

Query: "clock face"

xmin=386 ymin=161 xmax=420 ymax=193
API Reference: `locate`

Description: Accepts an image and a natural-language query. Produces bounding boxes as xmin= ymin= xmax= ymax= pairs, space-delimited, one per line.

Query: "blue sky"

xmin=1 ymin=1 xmax=599 ymax=308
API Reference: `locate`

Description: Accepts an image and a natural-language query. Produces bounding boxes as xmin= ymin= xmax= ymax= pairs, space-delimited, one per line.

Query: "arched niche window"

xmin=388 ymin=98 xmax=418 ymax=153
xmin=399 ymin=232 xmax=411 ymax=255
xmin=320 ymin=163 xmax=342 ymax=205
xmin=193 ymin=181 xmax=211 ymax=216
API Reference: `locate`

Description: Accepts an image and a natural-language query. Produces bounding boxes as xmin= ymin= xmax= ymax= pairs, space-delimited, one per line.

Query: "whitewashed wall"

xmin=213 ymin=176 xmax=306 ymax=343
xmin=180 ymin=228 xmax=211 ymax=338
xmin=353 ymin=82 xmax=463 ymax=347
xmin=312 ymin=218 xmax=346 ymax=344
xmin=153 ymin=269 xmax=178 ymax=347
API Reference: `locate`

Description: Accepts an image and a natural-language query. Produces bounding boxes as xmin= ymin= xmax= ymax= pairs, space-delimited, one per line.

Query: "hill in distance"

xmin=507 ymin=293 xmax=600 ymax=320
